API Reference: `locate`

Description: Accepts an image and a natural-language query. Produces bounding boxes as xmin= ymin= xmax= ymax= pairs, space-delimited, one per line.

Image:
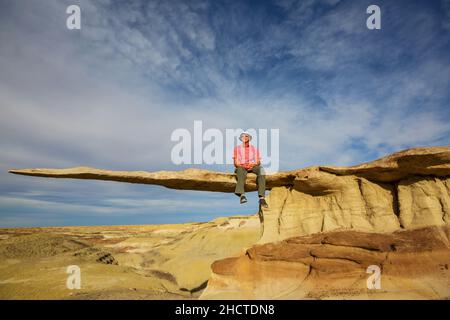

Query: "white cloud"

xmin=0 ymin=0 xmax=449 ymax=226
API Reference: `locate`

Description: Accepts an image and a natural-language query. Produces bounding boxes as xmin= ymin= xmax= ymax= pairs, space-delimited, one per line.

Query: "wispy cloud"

xmin=1 ymin=0 xmax=449 ymax=226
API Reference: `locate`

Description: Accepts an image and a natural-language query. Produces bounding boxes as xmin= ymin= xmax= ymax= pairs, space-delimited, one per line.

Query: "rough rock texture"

xmin=200 ymin=226 xmax=450 ymax=299
xmin=8 ymin=167 xmax=294 ymax=193
xmin=258 ymin=173 xmax=450 ymax=244
xmin=10 ymin=146 xmax=450 ymax=243
xmin=8 ymin=146 xmax=450 ymax=190
xmin=255 ymin=146 xmax=450 ymax=243
xmin=7 ymin=146 xmax=450 ymax=300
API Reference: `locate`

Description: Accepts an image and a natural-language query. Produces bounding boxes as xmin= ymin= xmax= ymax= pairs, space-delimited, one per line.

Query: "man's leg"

xmin=234 ymin=166 xmax=247 ymax=196
xmin=251 ymin=165 xmax=266 ymax=198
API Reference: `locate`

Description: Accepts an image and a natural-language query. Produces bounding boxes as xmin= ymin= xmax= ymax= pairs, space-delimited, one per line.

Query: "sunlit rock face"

xmin=200 ymin=225 xmax=450 ymax=300
xmin=258 ymin=170 xmax=450 ymax=244
xmin=8 ymin=146 xmax=450 ymax=299
xmin=9 ymin=146 xmax=450 ymax=242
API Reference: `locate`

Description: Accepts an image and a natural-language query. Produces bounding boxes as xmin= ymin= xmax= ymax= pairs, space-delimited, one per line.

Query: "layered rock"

xmin=8 ymin=146 xmax=450 ymax=299
xmin=9 ymin=146 xmax=450 ymax=243
xmin=200 ymin=226 xmax=450 ymax=299
xmin=259 ymin=170 xmax=450 ymax=243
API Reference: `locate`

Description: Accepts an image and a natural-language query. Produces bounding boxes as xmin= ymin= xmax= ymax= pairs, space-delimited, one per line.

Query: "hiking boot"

xmin=259 ymin=197 xmax=269 ymax=208
xmin=240 ymin=195 xmax=247 ymax=204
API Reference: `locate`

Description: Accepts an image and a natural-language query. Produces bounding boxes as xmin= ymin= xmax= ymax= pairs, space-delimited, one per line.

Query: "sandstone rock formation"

xmin=8 ymin=146 xmax=450 ymax=299
xmin=9 ymin=146 xmax=450 ymax=243
xmin=201 ymin=225 xmax=450 ymax=299
xmin=8 ymin=146 xmax=450 ymax=190
xmin=259 ymin=167 xmax=450 ymax=244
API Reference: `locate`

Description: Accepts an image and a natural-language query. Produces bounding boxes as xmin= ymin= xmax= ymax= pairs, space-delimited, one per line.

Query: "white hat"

xmin=239 ymin=131 xmax=252 ymax=141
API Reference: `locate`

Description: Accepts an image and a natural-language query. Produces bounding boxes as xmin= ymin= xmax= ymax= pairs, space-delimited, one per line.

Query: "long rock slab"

xmin=8 ymin=146 xmax=450 ymax=192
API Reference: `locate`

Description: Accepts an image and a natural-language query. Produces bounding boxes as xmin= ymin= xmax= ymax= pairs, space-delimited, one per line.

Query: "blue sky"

xmin=0 ymin=0 xmax=449 ymax=227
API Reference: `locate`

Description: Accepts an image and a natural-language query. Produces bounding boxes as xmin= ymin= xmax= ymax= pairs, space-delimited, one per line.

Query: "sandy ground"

xmin=0 ymin=215 xmax=261 ymax=300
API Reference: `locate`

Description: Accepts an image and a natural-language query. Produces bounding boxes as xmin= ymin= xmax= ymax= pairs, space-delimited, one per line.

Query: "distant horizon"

xmin=0 ymin=215 xmax=252 ymax=229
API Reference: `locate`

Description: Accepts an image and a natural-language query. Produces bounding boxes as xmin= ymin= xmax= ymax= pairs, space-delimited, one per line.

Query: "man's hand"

xmin=246 ymin=160 xmax=260 ymax=170
xmin=244 ymin=163 xmax=255 ymax=170
xmin=236 ymin=163 xmax=250 ymax=170
xmin=235 ymin=161 xmax=259 ymax=171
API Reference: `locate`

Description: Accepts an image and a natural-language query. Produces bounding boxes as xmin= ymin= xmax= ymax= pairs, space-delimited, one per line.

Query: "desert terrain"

xmin=0 ymin=215 xmax=260 ymax=299
xmin=4 ymin=146 xmax=450 ymax=299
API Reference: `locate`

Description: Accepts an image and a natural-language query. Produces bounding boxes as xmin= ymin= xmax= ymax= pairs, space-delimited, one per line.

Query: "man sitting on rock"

xmin=233 ymin=131 xmax=269 ymax=208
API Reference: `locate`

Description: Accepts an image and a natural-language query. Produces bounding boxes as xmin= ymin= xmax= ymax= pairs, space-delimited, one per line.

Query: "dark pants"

xmin=234 ymin=165 xmax=266 ymax=198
